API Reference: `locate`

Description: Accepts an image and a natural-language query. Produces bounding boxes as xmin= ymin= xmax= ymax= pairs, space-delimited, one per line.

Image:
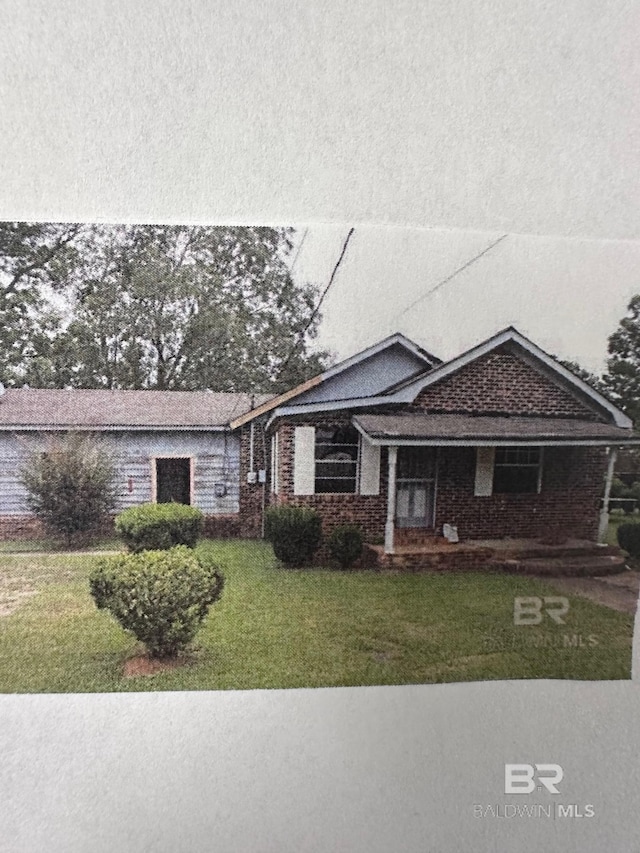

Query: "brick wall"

xmin=413 ymin=347 xmax=605 ymax=421
xmin=238 ymin=422 xmax=270 ymax=538
xmin=271 ymin=419 xmax=388 ymax=542
xmin=434 ymin=445 xmax=605 ymax=541
xmin=270 ymin=418 xmax=607 ymax=546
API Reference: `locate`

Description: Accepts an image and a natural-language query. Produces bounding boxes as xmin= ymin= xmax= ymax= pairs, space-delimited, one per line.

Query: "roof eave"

xmin=387 ymin=327 xmax=632 ymax=429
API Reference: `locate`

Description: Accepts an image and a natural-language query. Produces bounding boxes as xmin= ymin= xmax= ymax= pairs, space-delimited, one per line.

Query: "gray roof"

xmin=0 ymin=389 xmax=273 ymax=430
xmin=353 ymin=413 xmax=640 ymax=445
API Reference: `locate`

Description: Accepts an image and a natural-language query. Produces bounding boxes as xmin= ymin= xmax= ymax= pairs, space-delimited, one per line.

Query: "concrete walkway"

xmin=542 ymin=571 xmax=640 ymax=616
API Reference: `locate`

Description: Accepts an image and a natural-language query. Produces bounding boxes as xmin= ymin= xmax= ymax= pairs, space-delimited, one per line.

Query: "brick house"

xmin=0 ymin=327 xmax=638 ymax=559
xmin=232 ymin=327 xmax=640 ymax=560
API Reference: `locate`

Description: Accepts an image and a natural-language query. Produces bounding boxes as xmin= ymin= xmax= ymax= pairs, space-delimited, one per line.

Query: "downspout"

xmin=598 ymin=446 xmax=618 ymax=544
xmin=385 ymin=446 xmax=398 ymax=555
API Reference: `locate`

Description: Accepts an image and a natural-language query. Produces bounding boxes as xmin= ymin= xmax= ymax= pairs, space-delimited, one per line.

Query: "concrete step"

xmin=493 ymin=554 xmax=627 ymax=577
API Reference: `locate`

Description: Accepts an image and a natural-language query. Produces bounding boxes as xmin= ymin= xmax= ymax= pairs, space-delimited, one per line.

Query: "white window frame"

xmin=492 ymin=446 xmax=543 ymax=495
xmin=314 ymin=426 xmax=361 ymax=495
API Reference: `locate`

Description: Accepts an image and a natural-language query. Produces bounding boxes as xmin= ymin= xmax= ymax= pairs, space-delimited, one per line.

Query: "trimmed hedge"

xmin=89 ymin=546 xmax=225 ymax=658
xmin=617 ymin=522 xmax=640 ymax=558
xmin=264 ymin=505 xmax=322 ymax=566
xmin=327 ymin=524 xmax=363 ymax=568
xmin=115 ymin=503 xmax=204 ymax=552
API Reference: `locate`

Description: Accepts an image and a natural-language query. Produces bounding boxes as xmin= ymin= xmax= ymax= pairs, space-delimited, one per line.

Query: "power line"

xmin=288 ymin=227 xmax=309 ymax=276
xmin=393 ymin=233 xmax=508 ymax=322
xmin=279 ymin=226 xmax=354 ymax=375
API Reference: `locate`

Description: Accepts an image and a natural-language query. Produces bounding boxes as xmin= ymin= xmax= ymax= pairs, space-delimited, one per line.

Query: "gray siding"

xmin=0 ymin=430 xmax=240 ymax=516
xmin=294 ymin=344 xmax=430 ymax=403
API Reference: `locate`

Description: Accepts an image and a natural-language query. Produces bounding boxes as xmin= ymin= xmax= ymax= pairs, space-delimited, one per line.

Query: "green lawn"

xmin=0 ymin=539 xmax=633 ymax=692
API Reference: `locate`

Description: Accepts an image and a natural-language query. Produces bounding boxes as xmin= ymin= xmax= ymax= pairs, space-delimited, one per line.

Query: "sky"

xmin=292 ymin=225 xmax=640 ymax=376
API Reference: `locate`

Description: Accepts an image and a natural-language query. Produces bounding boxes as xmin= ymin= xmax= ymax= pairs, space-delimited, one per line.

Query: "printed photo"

xmin=0 ymin=221 xmax=638 ymax=691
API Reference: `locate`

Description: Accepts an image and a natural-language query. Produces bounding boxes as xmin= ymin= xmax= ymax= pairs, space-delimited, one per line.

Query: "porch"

xmin=363 ymin=536 xmax=626 ymax=576
xmin=351 ymin=412 xmax=640 ymax=563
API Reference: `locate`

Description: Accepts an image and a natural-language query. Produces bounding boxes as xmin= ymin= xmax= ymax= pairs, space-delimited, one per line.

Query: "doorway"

xmin=154 ymin=457 xmax=192 ymax=505
xmin=395 ymin=447 xmax=437 ymax=528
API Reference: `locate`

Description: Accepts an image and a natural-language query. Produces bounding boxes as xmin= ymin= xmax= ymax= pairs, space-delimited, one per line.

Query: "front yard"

xmin=0 ymin=539 xmax=633 ymax=692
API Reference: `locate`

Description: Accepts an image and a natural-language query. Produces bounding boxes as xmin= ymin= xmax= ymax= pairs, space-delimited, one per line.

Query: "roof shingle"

xmin=0 ymin=389 xmax=273 ymax=429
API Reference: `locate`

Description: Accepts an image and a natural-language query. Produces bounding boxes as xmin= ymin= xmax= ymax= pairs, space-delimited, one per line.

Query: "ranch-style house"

xmin=0 ymin=327 xmax=638 ymax=570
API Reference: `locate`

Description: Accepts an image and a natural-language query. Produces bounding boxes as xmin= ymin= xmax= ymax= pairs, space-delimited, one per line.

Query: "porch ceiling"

xmin=352 ymin=413 xmax=640 ymax=446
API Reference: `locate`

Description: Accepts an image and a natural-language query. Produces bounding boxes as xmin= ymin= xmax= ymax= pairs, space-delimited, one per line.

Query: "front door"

xmin=395 ymin=447 xmax=436 ymax=528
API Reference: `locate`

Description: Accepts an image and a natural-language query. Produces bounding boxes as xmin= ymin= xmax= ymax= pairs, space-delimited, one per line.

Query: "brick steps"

xmin=363 ymin=542 xmax=627 ymax=577
xmin=491 ymin=553 xmax=627 ymax=577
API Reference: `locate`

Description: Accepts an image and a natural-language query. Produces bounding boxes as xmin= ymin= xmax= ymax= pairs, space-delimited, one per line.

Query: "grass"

xmin=0 ymin=538 xmax=633 ymax=692
xmin=0 ymin=537 xmax=124 ymax=554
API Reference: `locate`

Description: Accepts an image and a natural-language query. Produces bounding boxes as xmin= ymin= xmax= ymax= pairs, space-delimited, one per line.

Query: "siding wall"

xmin=0 ymin=430 xmax=240 ymax=516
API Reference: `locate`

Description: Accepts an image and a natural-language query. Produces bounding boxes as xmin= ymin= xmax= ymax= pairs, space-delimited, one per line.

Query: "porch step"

xmin=491 ymin=553 xmax=627 ymax=577
xmin=497 ymin=544 xmax=622 ymax=561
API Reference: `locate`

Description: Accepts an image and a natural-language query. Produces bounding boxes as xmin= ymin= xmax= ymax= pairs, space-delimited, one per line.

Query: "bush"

xmin=264 ymin=505 xmax=322 ymax=566
xmin=616 ymin=522 xmax=640 ymax=557
xmin=610 ymin=476 xmax=631 ymax=499
xmin=89 ymin=546 xmax=224 ymax=658
xmin=21 ymin=433 xmax=117 ymax=546
xmin=327 ymin=524 xmax=364 ymax=568
xmin=115 ymin=503 xmax=204 ymax=552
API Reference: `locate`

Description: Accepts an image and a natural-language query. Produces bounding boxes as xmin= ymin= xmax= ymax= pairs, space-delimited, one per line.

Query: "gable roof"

xmin=0 ymin=389 xmax=272 ymax=431
xmin=230 ymin=332 xmax=441 ymax=429
xmin=263 ymin=327 xmax=632 ymax=430
xmin=388 ymin=326 xmax=631 ymax=428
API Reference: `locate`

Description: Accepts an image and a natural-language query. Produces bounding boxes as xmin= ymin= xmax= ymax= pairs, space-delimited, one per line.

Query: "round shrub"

xmin=616 ymin=522 xmax=640 ymax=558
xmin=115 ymin=503 xmax=204 ymax=552
xmin=89 ymin=546 xmax=225 ymax=658
xmin=264 ymin=505 xmax=322 ymax=566
xmin=327 ymin=524 xmax=363 ymax=568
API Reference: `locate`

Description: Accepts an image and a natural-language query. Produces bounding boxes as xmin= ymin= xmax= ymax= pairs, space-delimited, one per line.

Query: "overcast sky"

xmin=293 ymin=225 xmax=640 ymax=376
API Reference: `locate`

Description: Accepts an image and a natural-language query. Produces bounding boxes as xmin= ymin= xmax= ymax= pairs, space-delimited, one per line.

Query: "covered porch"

xmin=353 ymin=412 xmax=640 ymax=572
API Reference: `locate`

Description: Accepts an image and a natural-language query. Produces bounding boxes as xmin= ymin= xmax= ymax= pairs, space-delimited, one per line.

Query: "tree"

xmin=605 ymin=295 xmax=640 ymax=425
xmin=0 ymin=222 xmax=84 ymax=385
xmin=20 ymin=225 xmax=329 ymax=392
xmin=21 ymin=433 xmax=118 ymax=545
xmin=557 ymin=358 xmax=608 ymax=396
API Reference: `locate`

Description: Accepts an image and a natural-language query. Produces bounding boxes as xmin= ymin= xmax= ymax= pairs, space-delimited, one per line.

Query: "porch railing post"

xmin=598 ymin=446 xmax=618 ymax=544
xmin=385 ymin=445 xmax=398 ymax=554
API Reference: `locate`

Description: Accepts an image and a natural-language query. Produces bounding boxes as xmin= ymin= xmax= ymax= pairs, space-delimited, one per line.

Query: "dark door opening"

xmin=155 ymin=457 xmax=192 ymax=505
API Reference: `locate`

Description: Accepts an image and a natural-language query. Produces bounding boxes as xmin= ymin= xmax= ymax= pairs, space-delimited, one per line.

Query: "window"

xmin=314 ymin=426 xmax=360 ymax=493
xmin=493 ymin=447 xmax=542 ymax=494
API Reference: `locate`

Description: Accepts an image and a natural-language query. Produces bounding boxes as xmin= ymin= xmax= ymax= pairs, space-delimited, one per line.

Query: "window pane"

xmin=314 ymin=424 xmax=359 ymax=493
xmin=315 ymin=478 xmax=357 ymax=494
xmin=493 ymin=466 xmax=539 ymax=494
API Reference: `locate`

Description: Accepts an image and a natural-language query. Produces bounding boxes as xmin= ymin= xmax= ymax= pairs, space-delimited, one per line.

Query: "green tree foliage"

xmin=21 ymin=433 xmax=118 ymax=545
xmin=0 ymin=222 xmax=84 ymax=385
xmin=0 ymin=223 xmax=329 ymax=393
xmin=557 ymin=358 xmax=608 ymax=396
xmin=605 ymin=295 xmax=640 ymax=425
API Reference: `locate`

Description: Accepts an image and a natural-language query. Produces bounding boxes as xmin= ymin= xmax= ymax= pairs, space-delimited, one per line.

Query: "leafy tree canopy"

xmin=0 ymin=223 xmax=329 ymax=393
xmin=605 ymin=294 xmax=640 ymax=426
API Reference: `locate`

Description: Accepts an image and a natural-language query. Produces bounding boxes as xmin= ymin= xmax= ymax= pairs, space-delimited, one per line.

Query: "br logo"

xmin=513 ymin=596 xmax=569 ymax=625
xmin=504 ymin=764 xmax=563 ymax=794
